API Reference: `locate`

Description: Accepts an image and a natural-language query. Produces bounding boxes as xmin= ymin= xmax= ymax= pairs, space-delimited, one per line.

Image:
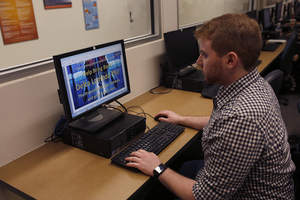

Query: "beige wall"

xmin=0 ymin=0 xmax=178 ymax=168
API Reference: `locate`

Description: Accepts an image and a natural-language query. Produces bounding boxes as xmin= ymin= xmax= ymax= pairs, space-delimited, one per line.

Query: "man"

xmin=125 ymin=13 xmax=295 ymax=199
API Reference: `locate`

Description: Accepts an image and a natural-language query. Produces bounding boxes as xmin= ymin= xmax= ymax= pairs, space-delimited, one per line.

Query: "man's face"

xmin=196 ymin=37 xmax=224 ymax=85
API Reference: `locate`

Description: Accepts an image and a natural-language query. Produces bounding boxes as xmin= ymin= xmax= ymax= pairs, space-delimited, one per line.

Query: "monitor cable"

xmin=115 ymin=100 xmax=128 ymax=113
xmin=44 ymin=115 xmax=67 ymax=143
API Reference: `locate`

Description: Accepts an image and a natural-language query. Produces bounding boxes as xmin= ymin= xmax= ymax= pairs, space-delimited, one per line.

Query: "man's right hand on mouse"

xmin=154 ymin=110 xmax=181 ymax=124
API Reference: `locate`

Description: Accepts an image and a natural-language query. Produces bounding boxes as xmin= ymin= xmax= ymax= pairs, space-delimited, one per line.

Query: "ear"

xmin=225 ymin=52 xmax=238 ymax=69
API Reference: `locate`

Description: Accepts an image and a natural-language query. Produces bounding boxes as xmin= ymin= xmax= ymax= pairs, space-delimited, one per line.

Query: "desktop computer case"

xmin=63 ymin=113 xmax=146 ymax=158
xmin=164 ymin=70 xmax=207 ymax=93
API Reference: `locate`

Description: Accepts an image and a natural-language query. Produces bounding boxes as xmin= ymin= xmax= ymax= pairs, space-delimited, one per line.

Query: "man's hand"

xmin=125 ymin=149 xmax=162 ymax=176
xmin=154 ymin=110 xmax=182 ymax=124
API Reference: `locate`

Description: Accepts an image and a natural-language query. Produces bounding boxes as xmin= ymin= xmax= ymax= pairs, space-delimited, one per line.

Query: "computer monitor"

xmin=164 ymin=27 xmax=199 ymax=76
xmin=262 ymin=8 xmax=273 ymax=30
xmin=246 ymin=10 xmax=257 ymax=21
xmin=294 ymin=0 xmax=298 ymax=13
xmin=275 ymin=2 xmax=283 ymax=23
xmin=285 ymin=2 xmax=293 ymax=19
xmin=53 ymin=40 xmax=131 ymax=128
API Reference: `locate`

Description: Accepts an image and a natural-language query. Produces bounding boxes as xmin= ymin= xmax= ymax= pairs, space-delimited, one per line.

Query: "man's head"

xmin=194 ymin=13 xmax=262 ymax=72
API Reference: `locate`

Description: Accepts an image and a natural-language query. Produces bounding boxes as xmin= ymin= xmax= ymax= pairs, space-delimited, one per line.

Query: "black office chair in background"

xmin=264 ymin=69 xmax=284 ymax=96
xmin=290 ymin=98 xmax=300 ymax=200
xmin=277 ymin=29 xmax=299 ymax=105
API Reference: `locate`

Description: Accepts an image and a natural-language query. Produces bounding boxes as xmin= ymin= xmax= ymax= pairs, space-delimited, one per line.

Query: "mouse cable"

xmin=44 ymin=115 xmax=67 ymax=143
xmin=127 ymin=105 xmax=154 ymax=119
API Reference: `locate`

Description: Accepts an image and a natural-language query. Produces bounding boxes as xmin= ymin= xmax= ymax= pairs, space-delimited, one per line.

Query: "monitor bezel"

xmin=53 ymin=40 xmax=131 ymax=123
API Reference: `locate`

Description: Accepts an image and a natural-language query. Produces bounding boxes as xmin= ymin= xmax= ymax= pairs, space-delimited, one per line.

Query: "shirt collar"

xmin=213 ymin=68 xmax=260 ymax=110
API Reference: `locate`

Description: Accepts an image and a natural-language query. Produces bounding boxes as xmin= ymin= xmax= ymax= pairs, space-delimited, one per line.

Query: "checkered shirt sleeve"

xmin=192 ymin=68 xmax=295 ymax=199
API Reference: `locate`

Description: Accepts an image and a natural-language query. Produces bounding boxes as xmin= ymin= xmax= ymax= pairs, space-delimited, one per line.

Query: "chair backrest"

xmin=264 ymin=69 xmax=284 ymax=96
xmin=280 ymin=29 xmax=298 ymax=74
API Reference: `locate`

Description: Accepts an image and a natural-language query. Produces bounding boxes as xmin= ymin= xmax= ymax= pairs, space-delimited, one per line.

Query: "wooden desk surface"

xmin=257 ymin=42 xmax=286 ymax=73
xmin=0 ymin=88 xmax=213 ymax=200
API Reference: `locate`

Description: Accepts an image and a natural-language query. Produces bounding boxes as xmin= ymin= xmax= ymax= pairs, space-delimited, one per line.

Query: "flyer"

xmin=0 ymin=0 xmax=38 ymax=44
xmin=43 ymin=0 xmax=72 ymax=9
xmin=82 ymin=0 xmax=99 ymax=30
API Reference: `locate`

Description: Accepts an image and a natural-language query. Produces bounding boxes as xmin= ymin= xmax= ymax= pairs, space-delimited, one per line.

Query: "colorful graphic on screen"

xmin=64 ymin=51 xmax=125 ymax=112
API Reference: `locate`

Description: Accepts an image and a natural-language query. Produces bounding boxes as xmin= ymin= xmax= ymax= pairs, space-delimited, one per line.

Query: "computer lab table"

xmin=0 ymin=42 xmax=286 ymax=199
xmin=257 ymin=42 xmax=286 ymax=74
xmin=0 ymin=87 xmax=213 ymax=200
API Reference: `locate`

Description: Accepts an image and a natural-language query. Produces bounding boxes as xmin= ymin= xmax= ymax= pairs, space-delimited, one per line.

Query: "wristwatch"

xmin=153 ymin=163 xmax=167 ymax=180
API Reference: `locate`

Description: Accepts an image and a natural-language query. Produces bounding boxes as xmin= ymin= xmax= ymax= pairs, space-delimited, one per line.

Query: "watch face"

xmin=155 ymin=165 xmax=164 ymax=173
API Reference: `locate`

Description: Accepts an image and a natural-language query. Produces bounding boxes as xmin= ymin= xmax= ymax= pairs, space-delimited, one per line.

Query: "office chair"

xmin=290 ymin=98 xmax=300 ymax=199
xmin=264 ymin=69 xmax=284 ymax=96
xmin=278 ymin=29 xmax=299 ymax=105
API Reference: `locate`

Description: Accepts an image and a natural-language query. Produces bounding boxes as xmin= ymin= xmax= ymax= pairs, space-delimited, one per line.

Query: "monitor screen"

xmin=164 ymin=27 xmax=199 ymax=75
xmin=262 ymin=8 xmax=272 ymax=30
xmin=275 ymin=2 xmax=283 ymax=22
xmin=287 ymin=2 xmax=293 ymax=19
xmin=246 ymin=10 xmax=257 ymax=21
xmin=53 ymin=40 xmax=130 ymax=123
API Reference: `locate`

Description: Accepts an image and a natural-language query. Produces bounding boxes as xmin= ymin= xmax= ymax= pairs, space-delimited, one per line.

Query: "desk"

xmin=0 ymin=88 xmax=213 ymax=200
xmin=258 ymin=42 xmax=286 ymax=74
xmin=0 ymin=43 xmax=286 ymax=200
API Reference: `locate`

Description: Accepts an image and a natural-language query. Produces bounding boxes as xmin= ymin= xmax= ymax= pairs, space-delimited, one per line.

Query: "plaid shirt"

xmin=193 ymin=68 xmax=295 ymax=199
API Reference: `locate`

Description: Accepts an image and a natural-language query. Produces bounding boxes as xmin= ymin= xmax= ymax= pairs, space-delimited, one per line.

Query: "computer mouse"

xmin=154 ymin=115 xmax=168 ymax=121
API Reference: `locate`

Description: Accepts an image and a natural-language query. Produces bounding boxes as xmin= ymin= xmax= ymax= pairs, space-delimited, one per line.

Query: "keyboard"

xmin=201 ymin=84 xmax=221 ymax=99
xmin=262 ymin=43 xmax=279 ymax=51
xmin=111 ymin=121 xmax=185 ymax=171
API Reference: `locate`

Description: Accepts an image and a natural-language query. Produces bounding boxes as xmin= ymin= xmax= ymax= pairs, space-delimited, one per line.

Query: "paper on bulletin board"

xmin=0 ymin=0 xmax=38 ymax=45
xmin=43 ymin=0 xmax=72 ymax=9
xmin=82 ymin=0 xmax=99 ymax=30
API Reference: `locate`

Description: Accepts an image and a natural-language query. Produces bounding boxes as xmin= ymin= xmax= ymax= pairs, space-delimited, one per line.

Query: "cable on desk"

xmin=115 ymin=100 xmax=127 ymax=113
xmin=149 ymin=73 xmax=178 ymax=94
xmin=127 ymin=105 xmax=153 ymax=131
xmin=44 ymin=115 xmax=67 ymax=143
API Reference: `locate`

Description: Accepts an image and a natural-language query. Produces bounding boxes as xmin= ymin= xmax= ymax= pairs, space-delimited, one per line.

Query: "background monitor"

xmin=164 ymin=27 xmax=199 ymax=76
xmin=275 ymin=2 xmax=283 ymax=23
xmin=246 ymin=10 xmax=257 ymax=21
xmin=285 ymin=2 xmax=293 ymax=19
xmin=53 ymin=40 xmax=131 ymax=125
xmin=262 ymin=8 xmax=273 ymax=30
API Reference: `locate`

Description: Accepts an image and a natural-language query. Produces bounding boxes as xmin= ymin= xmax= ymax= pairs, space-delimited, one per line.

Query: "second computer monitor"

xmin=246 ymin=10 xmax=257 ymax=21
xmin=275 ymin=2 xmax=283 ymax=23
xmin=164 ymin=27 xmax=199 ymax=76
xmin=262 ymin=8 xmax=273 ymax=30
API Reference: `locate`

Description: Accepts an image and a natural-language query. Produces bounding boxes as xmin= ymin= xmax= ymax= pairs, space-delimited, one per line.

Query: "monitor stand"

xmin=178 ymin=65 xmax=197 ymax=77
xmin=68 ymin=108 xmax=124 ymax=133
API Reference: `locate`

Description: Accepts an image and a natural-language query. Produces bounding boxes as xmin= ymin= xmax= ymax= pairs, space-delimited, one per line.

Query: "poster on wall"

xmin=0 ymin=0 xmax=38 ymax=45
xmin=82 ymin=0 xmax=99 ymax=30
xmin=43 ymin=0 xmax=72 ymax=9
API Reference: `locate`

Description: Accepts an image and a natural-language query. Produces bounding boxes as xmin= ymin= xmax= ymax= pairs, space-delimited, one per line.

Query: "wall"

xmin=0 ymin=0 xmax=178 ymax=168
xmin=0 ymin=0 xmax=151 ymax=71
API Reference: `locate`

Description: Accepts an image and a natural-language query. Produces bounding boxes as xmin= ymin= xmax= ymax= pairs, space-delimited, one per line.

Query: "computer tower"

xmin=164 ymin=70 xmax=207 ymax=93
xmin=63 ymin=113 xmax=146 ymax=158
